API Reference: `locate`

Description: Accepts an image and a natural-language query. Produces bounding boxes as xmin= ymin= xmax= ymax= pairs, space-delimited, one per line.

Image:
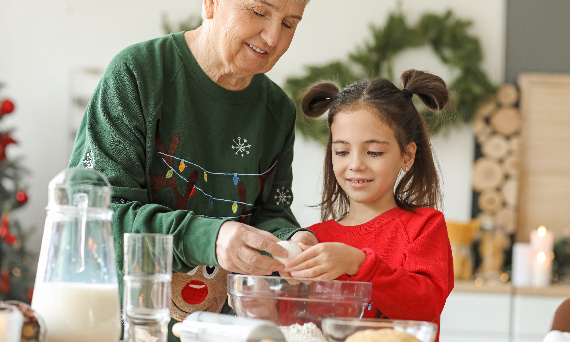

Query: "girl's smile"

xmin=347 ymin=178 xmax=373 ymax=188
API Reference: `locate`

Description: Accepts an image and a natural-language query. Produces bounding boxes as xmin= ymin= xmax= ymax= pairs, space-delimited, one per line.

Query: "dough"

xmin=274 ymin=241 xmax=302 ymax=264
xmin=345 ymin=329 xmax=421 ymax=342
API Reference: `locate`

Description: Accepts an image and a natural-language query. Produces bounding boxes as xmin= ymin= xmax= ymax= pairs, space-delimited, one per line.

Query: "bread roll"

xmin=346 ymin=329 xmax=421 ymax=342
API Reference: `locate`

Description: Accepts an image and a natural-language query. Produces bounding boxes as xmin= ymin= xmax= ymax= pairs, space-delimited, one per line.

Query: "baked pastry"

xmin=346 ymin=329 xmax=421 ymax=342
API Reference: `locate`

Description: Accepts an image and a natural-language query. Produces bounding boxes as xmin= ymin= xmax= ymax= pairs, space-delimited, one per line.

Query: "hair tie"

xmin=402 ymin=89 xmax=413 ymax=99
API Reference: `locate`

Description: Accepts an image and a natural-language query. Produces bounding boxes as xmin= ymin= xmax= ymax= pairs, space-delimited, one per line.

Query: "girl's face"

xmin=330 ymin=108 xmax=413 ymax=213
xmin=207 ymin=0 xmax=305 ymax=77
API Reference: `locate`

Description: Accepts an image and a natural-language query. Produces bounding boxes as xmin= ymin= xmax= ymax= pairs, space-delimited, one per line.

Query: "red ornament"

xmin=0 ymin=270 xmax=9 ymax=293
xmin=17 ymin=191 xmax=28 ymax=204
xmin=0 ymin=214 xmax=8 ymax=238
xmin=0 ymin=99 xmax=15 ymax=115
xmin=0 ymin=133 xmax=17 ymax=161
xmin=5 ymin=234 xmax=16 ymax=245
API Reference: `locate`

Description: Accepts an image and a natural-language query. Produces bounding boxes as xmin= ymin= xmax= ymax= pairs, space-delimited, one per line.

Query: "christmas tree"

xmin=0 ymin=82 xmax=36 ymax=303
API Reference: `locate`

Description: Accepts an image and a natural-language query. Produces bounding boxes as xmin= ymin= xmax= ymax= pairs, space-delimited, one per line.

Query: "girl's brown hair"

xmin=301 ymin=69 xmax=449 ymax=221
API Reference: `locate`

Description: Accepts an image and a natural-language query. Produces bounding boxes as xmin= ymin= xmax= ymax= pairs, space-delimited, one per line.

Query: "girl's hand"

xmin=284 ymin=242 xmax=366 ymax=280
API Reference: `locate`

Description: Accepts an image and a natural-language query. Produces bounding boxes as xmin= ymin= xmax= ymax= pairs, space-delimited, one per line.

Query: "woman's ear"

xmin=404 ymin=142 xmax=417 ymax=169
xmin=203 ymin=0 xmax=215 ymax=19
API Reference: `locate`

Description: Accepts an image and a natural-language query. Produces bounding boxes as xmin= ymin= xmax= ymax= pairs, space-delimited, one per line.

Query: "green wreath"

xmin=284 ymin=10 xmax=497 ymax=144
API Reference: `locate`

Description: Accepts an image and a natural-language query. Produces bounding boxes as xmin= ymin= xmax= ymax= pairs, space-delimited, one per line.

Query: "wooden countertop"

xmin=452 ymin=280 xmax=570 ymax=297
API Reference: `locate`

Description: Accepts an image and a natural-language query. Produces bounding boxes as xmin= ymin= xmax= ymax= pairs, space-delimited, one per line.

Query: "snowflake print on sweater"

xmin=232 ymin=136 xmax=251 ymax=157
xmin=275 ymin=186 xmax=292 ymax=205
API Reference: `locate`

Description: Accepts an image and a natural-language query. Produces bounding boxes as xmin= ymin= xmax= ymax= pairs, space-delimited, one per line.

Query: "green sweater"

xmin=68 ymin=32 xmax=302 ymax=338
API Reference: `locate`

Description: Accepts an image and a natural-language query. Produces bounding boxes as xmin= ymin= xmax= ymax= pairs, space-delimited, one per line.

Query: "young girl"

xmin=284 ymin=70 xmax=454 ymax=341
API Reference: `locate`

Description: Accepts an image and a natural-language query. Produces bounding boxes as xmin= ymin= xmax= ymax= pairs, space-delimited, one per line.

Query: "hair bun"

xmin=301 ymin=81 xmax=339 ymax=118
xmin=400 ymin=69 xmax=449 ymax=111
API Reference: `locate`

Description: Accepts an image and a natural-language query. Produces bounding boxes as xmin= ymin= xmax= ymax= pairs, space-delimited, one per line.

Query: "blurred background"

xmin=2 ymin=1 xmax=570 ymax=340
xmin=1 ymin=0 xmax=570 ymax=329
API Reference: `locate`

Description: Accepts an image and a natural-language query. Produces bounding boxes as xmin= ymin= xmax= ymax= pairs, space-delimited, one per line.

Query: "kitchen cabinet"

xmin=511 ymin=289 xmax=568 ymax=342
xmin=440 ymin=282 xmax=512 ymax=342
xmin=439 ymin=281 xmax=569 ymax=342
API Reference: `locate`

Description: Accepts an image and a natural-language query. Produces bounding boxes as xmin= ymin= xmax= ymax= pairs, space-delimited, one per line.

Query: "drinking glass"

xmin=123 ymin=233 xmax=173 ymax=342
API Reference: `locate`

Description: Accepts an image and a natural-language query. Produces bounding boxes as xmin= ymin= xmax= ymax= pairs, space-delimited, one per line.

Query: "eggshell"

xmin=274 ymin=240 xmax=302 ymax=264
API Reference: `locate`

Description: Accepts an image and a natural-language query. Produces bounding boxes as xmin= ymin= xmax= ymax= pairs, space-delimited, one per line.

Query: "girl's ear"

xmin=404 ymin=142 xmax=417 ymax=169
xmin=203 ymin=0 xmax=215 ymax=19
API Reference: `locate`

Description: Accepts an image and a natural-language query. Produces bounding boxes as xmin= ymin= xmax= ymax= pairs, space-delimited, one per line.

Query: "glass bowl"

xmin=227 ymin=274 xmax=372 ymax=342
xmin=321 ymin=318 xmax=438 ymax=342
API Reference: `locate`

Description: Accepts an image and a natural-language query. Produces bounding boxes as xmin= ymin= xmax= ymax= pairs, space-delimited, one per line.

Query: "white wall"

xmin=0 ymin=0 xmax=505 ymax=252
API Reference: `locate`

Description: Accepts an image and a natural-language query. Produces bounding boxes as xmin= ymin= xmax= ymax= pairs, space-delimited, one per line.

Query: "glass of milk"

xmin=123 ymin=233 xmax=173 ymax=342
xmin=32 ymin=167 xmax=121 ymax=342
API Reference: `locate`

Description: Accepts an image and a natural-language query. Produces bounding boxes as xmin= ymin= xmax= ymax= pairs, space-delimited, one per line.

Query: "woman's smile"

xmin=247 ymin=43 xmax=268 ymax=54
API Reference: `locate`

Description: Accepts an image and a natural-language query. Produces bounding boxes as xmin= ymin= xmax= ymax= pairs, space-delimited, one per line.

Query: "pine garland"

xmin=284 ymin=10 xmax=497 ymax=144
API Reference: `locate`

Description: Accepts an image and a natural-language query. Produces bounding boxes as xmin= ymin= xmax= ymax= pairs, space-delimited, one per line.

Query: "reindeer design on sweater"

xmin=150 ymin=128 xmax=278 ymax=321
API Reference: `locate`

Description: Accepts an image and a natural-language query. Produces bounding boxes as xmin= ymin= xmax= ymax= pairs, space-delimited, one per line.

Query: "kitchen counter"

xmin=453 ymin=280 xmax=570 ymax=297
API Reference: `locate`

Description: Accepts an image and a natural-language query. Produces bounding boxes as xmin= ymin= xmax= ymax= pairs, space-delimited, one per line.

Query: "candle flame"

xmin=537 ymin=251 xmax=546 ymax=263
xmin=538 ymin=226 xmax=547 ymax=237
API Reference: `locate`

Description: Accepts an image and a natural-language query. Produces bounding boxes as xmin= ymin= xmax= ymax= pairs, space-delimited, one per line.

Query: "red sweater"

xmin=308 ymin=207 xmax=454 ymax=342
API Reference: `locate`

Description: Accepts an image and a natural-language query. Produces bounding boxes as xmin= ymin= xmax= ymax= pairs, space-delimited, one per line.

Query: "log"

xmin=476 ymin=212 xmax=496 ymax=227
xmin=478 ymin=188 xmax=504 ymax=213
xmin=501 ymin=178 xmax=519 ymax=207
xmin=481 ymin=135 xmax=509 ymax=160
xmin=475 ymin=101 xmax=498 ymax=119
xmin=496 ymin=83 xmax=519 ymax=107
xmin=490 ymin=108 xmax=522 ymax=136
xmin=472 ymin=117 xmax=491 ymax=139
xmin=472 ymin=158 xmax=505 ymax=191
xmin=496 ymin=207 xmax=517 ymax=234
xmin=503 ymin=155 xmax=520 ymax=176
xmin=508 ymin=135 xmax=522 ymax=156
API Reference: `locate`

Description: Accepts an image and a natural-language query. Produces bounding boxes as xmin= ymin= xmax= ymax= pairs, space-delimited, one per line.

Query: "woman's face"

xmin=207 ymin=0 xmax=306 ymax=77
xmin=330 ymin=108 xmax=409 ymax=213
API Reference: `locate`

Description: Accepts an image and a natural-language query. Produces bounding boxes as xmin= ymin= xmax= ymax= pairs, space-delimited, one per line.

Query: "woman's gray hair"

xmin=201 ymin=0 xmax=310 ymax=20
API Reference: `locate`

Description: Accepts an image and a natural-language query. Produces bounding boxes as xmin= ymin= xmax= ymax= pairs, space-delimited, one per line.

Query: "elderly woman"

xmin=68 ymin=0 xmax=315 ymax=340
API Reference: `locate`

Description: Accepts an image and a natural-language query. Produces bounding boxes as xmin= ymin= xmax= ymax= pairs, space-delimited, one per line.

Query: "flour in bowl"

xmin=279 ymin=322 xmax=326 ymax=342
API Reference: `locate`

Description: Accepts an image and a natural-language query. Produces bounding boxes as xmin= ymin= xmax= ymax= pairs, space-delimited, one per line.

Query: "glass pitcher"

xmin=31 ymin=167 xmax=121 ymax=342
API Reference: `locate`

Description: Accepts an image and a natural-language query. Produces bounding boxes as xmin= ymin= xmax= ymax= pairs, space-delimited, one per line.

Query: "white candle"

xmin=530 ymin=225 xmax=554 ymax=254
xmin=528 ymin=225 xmax=554 ymax=287
xmin=512 ymin=242 xmax=533 ymax=287
xmin=531 ymin=250 xmax=552 ymax=287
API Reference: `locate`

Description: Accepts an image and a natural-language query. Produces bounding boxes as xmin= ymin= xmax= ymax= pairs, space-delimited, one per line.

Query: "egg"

xmin=274 ymin=240 xmax=302 ymax=264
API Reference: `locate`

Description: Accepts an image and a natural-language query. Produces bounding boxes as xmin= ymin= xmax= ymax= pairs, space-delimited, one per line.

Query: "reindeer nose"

xmin=181 ymin=280 xmax=209 ymax=305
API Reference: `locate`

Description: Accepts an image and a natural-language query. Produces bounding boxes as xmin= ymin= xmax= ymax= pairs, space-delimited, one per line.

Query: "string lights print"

xmin=157 ymin=151 xmax=280 ymax=220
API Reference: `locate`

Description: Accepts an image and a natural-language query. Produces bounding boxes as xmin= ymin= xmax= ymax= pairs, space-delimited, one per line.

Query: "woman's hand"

xmin=215 ymin=221 xmax=287 ymax=275
xmin=284 ymin=242 xmax=366 ymax=280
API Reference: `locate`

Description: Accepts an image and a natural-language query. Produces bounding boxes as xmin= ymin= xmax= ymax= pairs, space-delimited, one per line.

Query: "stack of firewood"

xmin=471 ymin=84 xmax=522 ymax=275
